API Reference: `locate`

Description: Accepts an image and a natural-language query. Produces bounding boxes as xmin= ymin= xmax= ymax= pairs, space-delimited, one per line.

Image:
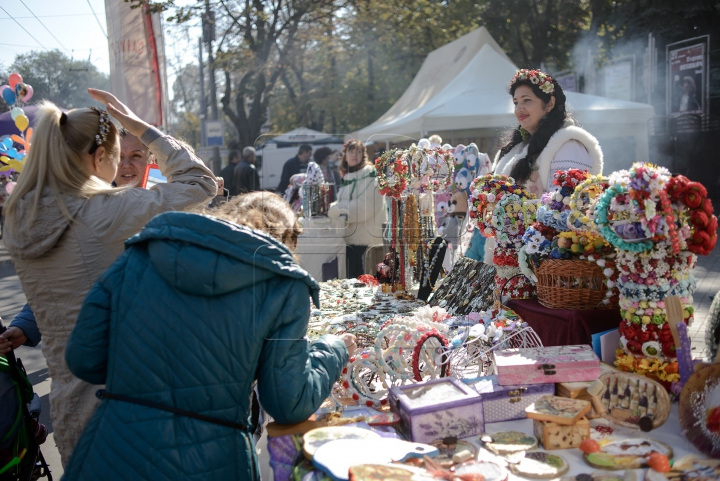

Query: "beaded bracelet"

xmin=341 ymin=352 xmax=391 ymax=407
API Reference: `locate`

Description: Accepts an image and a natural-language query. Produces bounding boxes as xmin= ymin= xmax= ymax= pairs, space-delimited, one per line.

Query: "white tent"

xmin=350 ymin=28 xmax=655 ymax=172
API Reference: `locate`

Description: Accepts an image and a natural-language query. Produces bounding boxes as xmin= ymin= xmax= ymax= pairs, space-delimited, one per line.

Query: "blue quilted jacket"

xmin=62 ymin=212 xmax=348 ymax=480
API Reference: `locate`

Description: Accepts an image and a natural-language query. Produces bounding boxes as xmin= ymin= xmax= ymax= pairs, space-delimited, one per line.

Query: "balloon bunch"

xmin=0 ymin=72 xmax=34 ymax=174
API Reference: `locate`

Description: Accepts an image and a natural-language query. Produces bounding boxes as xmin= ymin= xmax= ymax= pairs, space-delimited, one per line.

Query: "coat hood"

xmin=3 ymin=189 xmax=81 ymax=260
xmin=126 ymin=211 xmax=320 ymax=306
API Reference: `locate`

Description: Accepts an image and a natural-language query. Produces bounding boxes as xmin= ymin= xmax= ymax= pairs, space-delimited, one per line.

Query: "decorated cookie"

xmin=484 ymin=431 xmax=538 ymax=455
xmin=583 ymin=438 xmax=673 ymax=470
xmin=508 ymin=451 xmax=569 ymax=479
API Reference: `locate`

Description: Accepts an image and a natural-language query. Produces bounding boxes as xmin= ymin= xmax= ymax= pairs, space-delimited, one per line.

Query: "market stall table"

xmin=295 ymin=217 xmax=347 ymax=281
xmin=267 ymin=403 xmax=705 ymax=480
xmin=506 ymin=299 xmax=622 ymax=347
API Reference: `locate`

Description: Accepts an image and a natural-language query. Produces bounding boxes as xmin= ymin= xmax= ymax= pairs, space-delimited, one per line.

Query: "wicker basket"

xmin=535 ymin=259 xmax=615 ymax=310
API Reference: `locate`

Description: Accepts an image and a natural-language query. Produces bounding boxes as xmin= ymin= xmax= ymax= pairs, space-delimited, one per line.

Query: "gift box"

xmin=533 ymin=417 xmax=590 ymax=450
xmin=493 ymin=345 xmax=600 ymax=385
xmin=465 ymin=376 xmax=555 ymax=424
xmin=389 ymin=378 xmax=484 ymax=444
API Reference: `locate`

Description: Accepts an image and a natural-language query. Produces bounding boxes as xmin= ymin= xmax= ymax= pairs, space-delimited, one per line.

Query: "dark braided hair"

xmin=498 ymin=76 xmax=574 ymax=186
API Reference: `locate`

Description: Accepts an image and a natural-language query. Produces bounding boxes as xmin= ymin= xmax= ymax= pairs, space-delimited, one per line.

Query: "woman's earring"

xmin=519 ymin=127 xmax=529 ymax=142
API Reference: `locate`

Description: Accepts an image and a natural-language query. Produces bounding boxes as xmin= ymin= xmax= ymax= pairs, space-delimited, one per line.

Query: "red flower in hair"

xmin=661 ymin=341 xmax=676 ymax=358
xmin=637 ymin=330 xmax=651 ymax=343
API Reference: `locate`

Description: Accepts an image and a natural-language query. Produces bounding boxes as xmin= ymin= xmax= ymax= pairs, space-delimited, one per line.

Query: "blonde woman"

xmin=63 ymin=192 xmax=354 ymax=480
xmin=328 ymin=140 xmax=387 ymax=278
xmin=2 ymin=89 xmax=216 ymax=466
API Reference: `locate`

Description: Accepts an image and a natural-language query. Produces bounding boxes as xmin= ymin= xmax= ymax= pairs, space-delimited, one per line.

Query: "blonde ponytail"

xmin=4 ymin=101 xmax=122 ymax=229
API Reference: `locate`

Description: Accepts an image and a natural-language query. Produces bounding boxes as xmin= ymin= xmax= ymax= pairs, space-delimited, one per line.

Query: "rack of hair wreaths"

xmin=374 ymin=145 xmax=455 ymax=293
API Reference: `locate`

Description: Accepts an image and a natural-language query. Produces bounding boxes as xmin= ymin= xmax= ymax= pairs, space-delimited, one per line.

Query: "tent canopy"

xmin=350 ymin=28 xmax=654 ymax=169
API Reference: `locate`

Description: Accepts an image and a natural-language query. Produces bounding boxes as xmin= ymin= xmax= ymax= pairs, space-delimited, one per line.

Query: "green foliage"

xmin=2 ymin=50 xmax=109 ymax=110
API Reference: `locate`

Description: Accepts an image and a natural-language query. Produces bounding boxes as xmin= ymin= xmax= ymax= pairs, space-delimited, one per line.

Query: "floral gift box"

xmin=493 ymin=344 xmax=600 ymax=385
xmin=465 ymin=377 xmax=556 ymax=424
xmin=389 ymin=377 xmax=484 ymax=444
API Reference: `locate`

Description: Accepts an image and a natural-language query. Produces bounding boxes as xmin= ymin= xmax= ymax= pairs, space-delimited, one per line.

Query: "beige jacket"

xmin=3 ymin=131 xmax=216 ymax=466
xmin=328 ymin=164 xmax=387 ymax=247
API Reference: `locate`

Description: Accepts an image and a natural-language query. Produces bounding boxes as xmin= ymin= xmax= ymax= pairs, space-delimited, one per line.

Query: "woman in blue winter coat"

xmin=62 ymin=192 xmax=355 ymax=480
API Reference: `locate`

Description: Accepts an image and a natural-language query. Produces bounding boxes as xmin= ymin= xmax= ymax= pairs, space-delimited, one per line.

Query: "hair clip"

xmin=88 ymin=107 xmax=111 ymax=154
xmin=59 ymin=112 xmax=68 ymax=126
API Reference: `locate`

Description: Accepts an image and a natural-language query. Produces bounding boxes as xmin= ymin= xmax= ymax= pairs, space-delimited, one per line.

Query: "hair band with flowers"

xmin=510 ymin=69 xmax=555 ymax=95
xmin=406 ymin=145 xmax=455 ymax=193
xmin=374 ymin=149 xmax=410 ymax=198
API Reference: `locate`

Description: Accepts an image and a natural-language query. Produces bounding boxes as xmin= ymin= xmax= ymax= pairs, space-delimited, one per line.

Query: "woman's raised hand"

xmin=88 ymin=88 xmax=148 ymax=138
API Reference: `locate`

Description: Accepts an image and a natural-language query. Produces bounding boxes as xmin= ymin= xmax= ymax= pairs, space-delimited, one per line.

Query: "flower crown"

xmin=510 ymin=69 xmax=555 ymax=95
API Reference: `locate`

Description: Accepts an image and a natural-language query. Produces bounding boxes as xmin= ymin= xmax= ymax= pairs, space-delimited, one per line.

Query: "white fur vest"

xmin=492 ymin=125 xmax=603 ymax=192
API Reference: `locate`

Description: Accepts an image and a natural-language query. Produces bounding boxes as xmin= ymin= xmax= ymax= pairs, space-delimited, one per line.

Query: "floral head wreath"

xmin=510 ymin=69 xmax=555 ymax=95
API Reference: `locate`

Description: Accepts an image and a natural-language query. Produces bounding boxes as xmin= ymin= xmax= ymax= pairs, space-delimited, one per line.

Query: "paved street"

xmin=1 ymin=242 xmax=719 ymax=479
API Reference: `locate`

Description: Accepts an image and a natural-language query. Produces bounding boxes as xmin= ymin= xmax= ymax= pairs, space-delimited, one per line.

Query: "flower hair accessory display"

xmin=510 ymin=69 xmax=555 ymax=95
xmin=595 ymin=163 xmax=716 ymax=391
xmin=374 ymin=149 xmax=410 ymax=198
xmin=409 ymin=146 xmax=455 ymax=193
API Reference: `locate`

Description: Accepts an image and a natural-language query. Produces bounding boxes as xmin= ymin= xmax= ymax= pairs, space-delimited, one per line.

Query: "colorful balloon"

xmin=10 ymin=107 xmax=24 ymax=120
xmin=8 ymin=73 xmax=22 ymax=89
xmin=22 ymin=84 xmax=33 ymax=102
xmin=1 ymin=88 xmax=15 ymax=105
xmin=14 ymin=83 xmax=28 ymax=99
xmin=0 ymin=138 xmax=12 ymax=150
xmin=14 ymin=114 xmax=29 ymax=132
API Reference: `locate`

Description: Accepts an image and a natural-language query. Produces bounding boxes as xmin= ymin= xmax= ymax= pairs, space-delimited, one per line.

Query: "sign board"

xmin=197 ymin=147 xmax=229 ymax=166
xmin=604 ymin=59 xmax=634 ymax=101
xmin=555 ymin=72 xmax=577 ymax=93
xmin=667 ymin=40 xmax=707 ymax=117
xmin=205 ymin=120 xmax=224 ymax=146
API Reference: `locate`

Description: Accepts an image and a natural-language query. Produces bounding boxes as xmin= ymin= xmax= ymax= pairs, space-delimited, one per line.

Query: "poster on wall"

xmin=667 ymin=38 xmax=708 ymax=117
xmin=555 ymin=72 xmax=577 ymax=93
xmin=604 ymin=59 xmax=634 ymax=101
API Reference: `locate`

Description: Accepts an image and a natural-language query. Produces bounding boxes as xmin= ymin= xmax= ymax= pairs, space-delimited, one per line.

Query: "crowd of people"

xmin=0 ymin=65 xmax=605 ymax=480
xmin=0 ymin=89 xmax=355 ymax=480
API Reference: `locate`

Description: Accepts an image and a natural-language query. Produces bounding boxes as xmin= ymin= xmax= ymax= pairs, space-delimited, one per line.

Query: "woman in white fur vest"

xmin=328 ymin=140 xmax=387 ymax=278
xmin=493 ymin=69 xmax=603 ymax=197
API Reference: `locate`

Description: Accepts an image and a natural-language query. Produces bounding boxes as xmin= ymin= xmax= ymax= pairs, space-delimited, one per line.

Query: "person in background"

xmin=312 ymin=146 xmax=342 ymax=201
xmin=220 ymin=149 xmax=241 ymax=196
xmin=209 ymin=176 xmax=228 ymax=208
xmin=114 ymin=128 xmax=155 ymax=186
xmin=1 ymin=89 xmax=216 ymax=466
xmin=62 ymin=192 xmax=355 ymax=480
xmin=277 ymin=144 xmax=312 ymax=192
xmin=328 ymin=140 xmax=387 ymax=278
xmin=232 ymin=146 xmax=261 ymax=195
